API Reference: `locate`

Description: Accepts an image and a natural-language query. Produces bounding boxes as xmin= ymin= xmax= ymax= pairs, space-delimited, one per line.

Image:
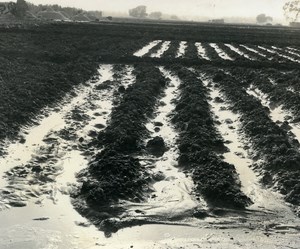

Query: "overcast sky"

xmin=26 ymin=0 xmax=287 ymax=19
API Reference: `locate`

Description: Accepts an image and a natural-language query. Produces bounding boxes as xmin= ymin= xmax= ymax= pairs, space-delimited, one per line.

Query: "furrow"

xmin=74 ymin=64 xmax=169 ymax=235
xmin=195 ymin=42 xmax=210 ymax=60
xmin=204 ymin=68 xmax=300 ymax=216
xmin=209 ymin=43 xmax=234 ymax=61
xmin=163 ymin=41 xmax=181 ymax=58
xmin=239 ymin=44 xmax=268 ymax=59
xmin=170 ymin=66 xmax=251 ymax=209
xmin=150 ymin=41 xmax=171 ymax=58
xmin=117 ymin=67 xmax=206 ymax=222
xmin=176 ymin=41 xmax=187 ymax=58
xmin=133 ymin=40 xmax=162 ymax=57
xmin=225 ymin=44 xmax=255 ymax=60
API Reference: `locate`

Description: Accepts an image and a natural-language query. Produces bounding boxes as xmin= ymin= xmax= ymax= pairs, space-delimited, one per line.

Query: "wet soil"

xmin=1 ymin=22 xmax=300 ymax=248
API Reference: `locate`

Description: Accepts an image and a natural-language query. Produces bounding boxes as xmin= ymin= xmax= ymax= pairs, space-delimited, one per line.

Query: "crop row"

xmin=140 ymin=40 xmax=300 ymax=66
xmin=163 ymin=40 xmax=180 ymax=58
xmin=74 ymin=64 xmax=167 ymax=214
xmin=227 ymin=67 xmax=300 ymax=123
xmin=143 ymin=40 xmax=163 ymax=57
xmin=168 ymin=65 xmax=252 ymax=209
xmin=202 ymin=67 xmax=300 ymax=207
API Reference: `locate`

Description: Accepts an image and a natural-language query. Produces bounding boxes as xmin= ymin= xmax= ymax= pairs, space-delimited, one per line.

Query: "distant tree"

xmin=283 ymin=0 xmax=300 ymax=21
xmin=256 ymin=13 xmax=273 ymax=23
xmin=13 ymin=0 xmax=29 ymax=18
xmin=129 ymin=5 xmax=147 ymax=18
xmin=149 ymin=11 xmax=162 ymax=19
xmin=170 ymin=15 xmax=179 ymax=20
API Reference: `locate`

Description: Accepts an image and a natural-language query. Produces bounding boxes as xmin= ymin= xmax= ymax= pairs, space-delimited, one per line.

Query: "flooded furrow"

xmin=200 ymin=71 xmax=300 ymax=229
xmin=258 ymin=46 xmax=300 ymax=63
xmin=277 ymin=47 xmax=300 ymax=58
xmin=119 ymin=67 xmax=205 ymax=221
xmin=133 ymin=40 xmax=162 ymax=57
xmin=287 ymin=46 xmax=300 ymax=54
xmin=0 ymin=64 xmax=134 ymax=249
xmin=195 ymin=42 xmax=210 ymax=60
xmin=210 ymin=43 xmax=234 ymax=61
xmin=225 ymin=44 xmax=255 ymax=60
xmin=203 ymin=77 xmax=288 ymax=213
xmin=240 ymin=45 xmax=267 ymax=58
xmin=246 ymin=85 xmax=300 ymax=143
xmin=150 ymin=41 xmax=171 ymax=58
xmin=176 ymin=41 xmax=187 ymax=58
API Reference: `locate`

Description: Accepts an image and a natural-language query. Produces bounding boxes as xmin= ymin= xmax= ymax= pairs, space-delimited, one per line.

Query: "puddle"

xmin=151 ymin=41 xmax=171 ymax=58
xmin=195 ymin=42 xmax=210 ymax=60
xmin=210 ymin=43 xmax=234 ymax=61
xmin=133 ymin=40 xmax=162 ymax=57
xmin=225 ymin=44 xmax=255 ymax=60
xmin=101 ymin=223 xmax=300 ymax=249
xmin=176 ymin=41 xmax=187 ymax=58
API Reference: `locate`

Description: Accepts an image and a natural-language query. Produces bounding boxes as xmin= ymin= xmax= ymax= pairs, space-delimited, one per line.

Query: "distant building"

xmin=0 ymin=2 xmax=16 ymax=15
xmin=209 ymin=19 xmax=225 ymax=24
xmin=290 ymin=22 xmax=300 ymax=28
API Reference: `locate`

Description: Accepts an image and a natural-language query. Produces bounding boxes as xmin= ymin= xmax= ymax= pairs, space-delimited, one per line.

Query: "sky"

xmin=25 ymin=0 xmax=288 ymax=20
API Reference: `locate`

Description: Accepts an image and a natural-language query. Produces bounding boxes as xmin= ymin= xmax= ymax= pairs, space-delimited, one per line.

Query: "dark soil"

xmin=202 ymin=66 xmax=300 ymax=207
xmin=169 ymin=65 xmax=252 ymax=209
xmin=72 ymin=64 xmax=169 ymax=231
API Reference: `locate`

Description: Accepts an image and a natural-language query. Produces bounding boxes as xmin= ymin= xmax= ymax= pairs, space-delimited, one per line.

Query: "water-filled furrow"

xmin=225 ymin=44 xmax=255 ymax=60
xmin=0 ymin=64 xmax=132 ymax=206
xmin=195 ymin=42 xmax=210 ymax=60
xmin=0 ymin=64 xmax=130 ymax=248
xmin=151 ymin=41 xmax=171 ymax=58
xmin=280 ymin=47 xmax=300 ymax=58
xmin=209 ymin=43 xmax=234 ymax=61
xmin=246 ymin=85 xmax=300 ymax=145
xmin=200 ymin=75 xmax=299 ymax=218
xmin=240 ymin=44 xmax=268 ymax=58
xmin=119 ymin=67 xmax=206 ymax=221
xmin=133 ymin=40 xmax=162 ymax=57
xmin=204 ymin=68 xmax=300 ymax=215
xmin=171 ymin=67 xmax=251 ymax=209
xmin=258 ymin=46 xmax=300 ymax=63
xmin=176 ymin=41 xmax=187 ymax=58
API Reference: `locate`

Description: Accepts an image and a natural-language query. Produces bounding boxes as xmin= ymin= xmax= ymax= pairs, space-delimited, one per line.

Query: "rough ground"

xmin=0 ymin=22 xmax=300 ymax=248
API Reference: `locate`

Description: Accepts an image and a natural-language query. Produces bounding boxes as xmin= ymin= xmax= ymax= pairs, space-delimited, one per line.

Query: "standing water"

xmin=0 ymin=64 xmax=134 ymax=249
xmin=176 ymin=41 xmax=187 ymax=58
xmin=120 ymin=67 xmax=206 ymax=220
xmin=200 ymin=74 xmax=300 ymax=225
xmin=133 ymin=40 xmax=162 ymax=57
xmin=210 ymin=43 xmax=234 ymax=61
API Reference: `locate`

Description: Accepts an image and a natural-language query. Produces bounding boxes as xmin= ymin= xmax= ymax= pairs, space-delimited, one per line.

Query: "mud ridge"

xmin=203 ymin=67 xmax=300 ymax=214
xmin=169 ymin=65 xmax=252 ymax=209
xmin=73 ymin=64 xmax=169 ymax=234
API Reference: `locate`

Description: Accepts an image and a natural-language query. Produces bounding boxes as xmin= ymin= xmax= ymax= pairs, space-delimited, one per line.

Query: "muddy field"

xmin=1 ymin=22 xmax=300 ymax=248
